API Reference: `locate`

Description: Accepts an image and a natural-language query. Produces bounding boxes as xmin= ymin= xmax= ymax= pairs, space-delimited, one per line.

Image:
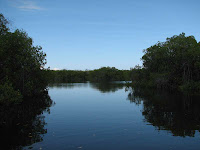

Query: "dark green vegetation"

xmin=0 ymin=14 xmax=49 ymax=104
xmin=0 ymin=14 xmax=53 ymax=149
xmin=49 ymin=67 xmax=131 ymax=83
xmin=131 ymin=33 xmax=200 ymax=92
xmin=127 ymin=87 xmax=200 ymax=137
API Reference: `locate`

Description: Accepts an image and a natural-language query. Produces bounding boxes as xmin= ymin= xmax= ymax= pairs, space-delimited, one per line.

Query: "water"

xmin=2 ymin=82 xmax=200 ymax=150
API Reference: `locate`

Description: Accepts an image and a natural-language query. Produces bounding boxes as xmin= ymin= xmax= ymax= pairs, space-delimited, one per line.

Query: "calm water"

xmin=2 ymin=82 xmax=200 ymax=150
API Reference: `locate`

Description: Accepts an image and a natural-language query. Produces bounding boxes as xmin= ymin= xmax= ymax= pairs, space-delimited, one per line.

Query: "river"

xmin=2 ymin=82 xmax=200 ymax=150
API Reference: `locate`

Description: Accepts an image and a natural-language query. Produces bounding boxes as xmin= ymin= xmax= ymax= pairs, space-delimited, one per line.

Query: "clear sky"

xmin=1 ymin=0 xmax=200 ymax=70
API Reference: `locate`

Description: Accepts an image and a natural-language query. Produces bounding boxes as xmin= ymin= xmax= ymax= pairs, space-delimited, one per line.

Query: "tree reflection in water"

xmin=0 ymin=91 xmax=54 ymax=149
xmin=90 ymin=82 xmax=125 ymax=93
xmin=49 ymin=82 xmax=126 ymax=93
xmin=127 ymin=88 xmax=200 ymax=137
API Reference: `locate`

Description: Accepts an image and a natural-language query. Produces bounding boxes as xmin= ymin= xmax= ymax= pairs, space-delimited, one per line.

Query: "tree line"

xmin=49 ymin=67 xmax=131 ymax=83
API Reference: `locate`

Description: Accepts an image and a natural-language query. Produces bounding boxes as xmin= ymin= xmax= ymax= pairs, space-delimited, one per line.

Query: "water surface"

xmin=3 ymin=82 xmax=200 ymax=150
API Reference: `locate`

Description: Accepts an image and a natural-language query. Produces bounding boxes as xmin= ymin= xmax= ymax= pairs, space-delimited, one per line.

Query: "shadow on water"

xmin=127 ymin=87 xmax=200 ymax=137
xmin=0 ymin=91 xmax=54 ymax=150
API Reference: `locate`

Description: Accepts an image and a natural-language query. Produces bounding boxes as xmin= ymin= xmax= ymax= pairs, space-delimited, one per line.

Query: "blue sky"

xmin=1 ymin=0 xmax=200 ymax=70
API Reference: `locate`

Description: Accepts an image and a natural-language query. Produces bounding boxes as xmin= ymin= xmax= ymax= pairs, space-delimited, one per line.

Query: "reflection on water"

xmin=49 ymin=82 xmax=126 ymax=93
xmin=49 ymin=82 xmax=89 ymax=89
xmin=90 ymin=82 xmax=125 ymax=93
xmin=127 ymin=88 xmax=200 ymax=137
xmin=2 ymin=83 xmax=200 ymax=149
xmin=0 ymin=91 xmax=54 ymax=149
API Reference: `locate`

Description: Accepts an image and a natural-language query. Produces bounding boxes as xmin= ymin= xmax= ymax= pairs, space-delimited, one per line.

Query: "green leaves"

xmin=0 ymin=13 xmax=9 ymax=35
xmin=0 ymin=13 xmax=49 ymax=103
xmin=133 ymin=33 xmax=200 ymax=91
xmin=0 ymin=81 xmax=23 ymax=104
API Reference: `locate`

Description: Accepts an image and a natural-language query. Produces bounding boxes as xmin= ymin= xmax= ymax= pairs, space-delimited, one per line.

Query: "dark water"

xmin=2 ymin=82 xmax=200 ymax=150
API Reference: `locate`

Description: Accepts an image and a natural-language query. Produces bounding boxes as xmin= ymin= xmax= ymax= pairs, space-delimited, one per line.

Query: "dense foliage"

xmin=49 ymin=70 xmax=88 ymax=83
xmin=88 ymin=67 xmax=130 ymax=82
xmin=49 ymin=67 xmax=131 ymax=83
xmin=0 ymin=14 xmax=49 ymax=104
xmin=131 ymin=33 xmax=200 ymax=92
